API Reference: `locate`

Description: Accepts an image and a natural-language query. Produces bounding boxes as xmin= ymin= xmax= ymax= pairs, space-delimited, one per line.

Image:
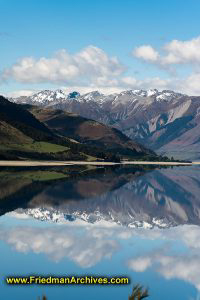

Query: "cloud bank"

xmin=2 ymin=46 xmax=125 ymax=85
xmin=3 ymin=38 xmax=200 ymax=96
xmin=133 ymin=36 xmax=200 ymax=66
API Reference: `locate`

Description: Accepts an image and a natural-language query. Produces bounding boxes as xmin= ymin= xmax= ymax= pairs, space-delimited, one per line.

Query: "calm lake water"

xmin=0 ymin=165 xmax=200 ymax=300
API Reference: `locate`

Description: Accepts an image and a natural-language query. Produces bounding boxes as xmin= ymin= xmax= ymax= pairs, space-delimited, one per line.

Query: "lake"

xmin=0 ymin=165 xmax=200 ymax=299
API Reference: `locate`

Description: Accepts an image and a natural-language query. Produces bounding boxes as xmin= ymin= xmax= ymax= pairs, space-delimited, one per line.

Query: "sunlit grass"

xmin=0 ymin=141 xmax=68 ymax=153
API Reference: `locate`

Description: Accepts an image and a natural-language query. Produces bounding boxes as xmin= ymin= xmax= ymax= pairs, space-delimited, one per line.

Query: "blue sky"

xmin=1 ymin=0 xmax=200 ymax=96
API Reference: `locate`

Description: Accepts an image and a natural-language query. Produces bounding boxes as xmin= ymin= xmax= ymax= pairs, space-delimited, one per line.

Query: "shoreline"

xmin=0 ymin=160 xmax=199 ymax=166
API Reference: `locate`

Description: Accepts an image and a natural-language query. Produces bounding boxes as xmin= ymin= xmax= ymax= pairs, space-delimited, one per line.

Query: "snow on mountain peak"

xmin=55 ymin=89 xmax=66 ymax=99
xmin=118 ymin=89 xmax=159 ymax=98
xmin=147 ymin=89 xmax=159 ymax=97
xmin=79 ymin=91 xmax=105 ymax=104
xmin=10 ymin=88 xmax=185 ymax=108
xmin=13 ymin=207 xmax=171 ymax=229
xmin=156 ymin=90 xmax=183 ymax=102
xmin=82 ymin=91 xmax=102 ymax=99
xmin=130 ymin=89 xmax=147 ymax=97
xmin=28 ymin=89 xmax=67 ymax=105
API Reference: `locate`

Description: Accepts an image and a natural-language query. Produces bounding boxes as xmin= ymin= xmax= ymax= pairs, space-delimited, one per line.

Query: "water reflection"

xmin=1 ymin=165 xmax=200 ymax=299
xmin=0 ymin=218 xmax=119 ymax=266
xmin=1 ymin=214 xmax=200 ymax=296
xmin=1 ymin=165 xmax=200 ymax=227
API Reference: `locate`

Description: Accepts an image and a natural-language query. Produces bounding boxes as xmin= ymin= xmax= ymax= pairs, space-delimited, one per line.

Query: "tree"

xmin=38 ymin=296 xmax=47 ymax=300
xmin=128 ymin=284 xmax=149 ymax=300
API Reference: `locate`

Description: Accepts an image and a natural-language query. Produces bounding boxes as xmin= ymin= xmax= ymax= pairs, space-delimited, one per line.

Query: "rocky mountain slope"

xmin=12 ymin=89 xmax=200 ymax=160
xmin=26 ymin=105 xmax=153 ymax=157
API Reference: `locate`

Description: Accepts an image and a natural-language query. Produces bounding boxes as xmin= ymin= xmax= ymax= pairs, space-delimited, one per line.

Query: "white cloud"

xmin=133 ymin=36 xmax=200 ymax=67
xmin=2 ymin=46 xmax=125 ymax=85
xmin=133 ymin=45 xmax=159 ymax=62
xmin=3 ymin=76 xmax=171 ymax=98
xmin=163 ymin=37 xmax=200 ymax=64
xmin=122 ymin=73 xmax=200 ymax=96
xmin=128 ymin=257 xmax=152 ymax=272
xmin=121 ymin=76 xmax=170 ymax=91
xmin=128 ymin=252 xmax=200 ymax=291
xmin=0 ymin=224 xmax=119 ymax=267
xmin=127 ymin=225 xmax=200 ymax=291
xmin=121 ymin=76 xmax=138 ymax=86
xmin=178 ymin=73 xmax=200 ymax=95
xmin=62 ymin=85 xmax=125 ymax=95
xmin=4 ymin=90 xmax=36 ymax=98
xmin=3 ymin=47 xmax=200 ymax=97
xmin=5 ymin=71 xmax=200 ymax=98
xmin=3 ymin=40 xmax=200 ymax=97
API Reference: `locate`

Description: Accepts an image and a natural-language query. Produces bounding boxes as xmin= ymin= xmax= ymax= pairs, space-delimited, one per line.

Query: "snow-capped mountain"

xmin=78 ymin=91 xmax=105 ymax=103
xmin=11 ymin=88 xmax=200 ymax=160
xmin=14 ymin=207 xmax=171 ymax=229
xmin=12 ymin=88 xmax=184 ymax=106
xmin=12 ymin=89 xmax=67 ymax=106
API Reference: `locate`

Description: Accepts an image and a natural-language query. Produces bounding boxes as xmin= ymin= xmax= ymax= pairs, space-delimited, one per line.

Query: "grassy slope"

xmin=0 ymin=97 xmax=98 ymax=161
xmin=0 ymin=141 xmax=69 ymax=153
xmin=0 ymin=121 xmax=33 ymax=144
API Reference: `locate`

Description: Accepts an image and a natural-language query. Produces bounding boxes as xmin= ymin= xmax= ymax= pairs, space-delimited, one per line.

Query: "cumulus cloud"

xmin=128 ymin=257 xmax=152 ymax=272
xmin=2 ymin=76 xmax=171 ymax=98
xmin=120 ymin=75 xmax=177 ymax=93
xmin=163 ymin=37 xmax=200 ymax=65
xmin=4 ymin=90 xmax=37 ymax=98
xmin=133 ymin=45 xmax=159 ymax=62
xmin=128 ymin=252 xmax=200 ymax=291
xmin=0 ymin=224 xmax=119 ymax=267
xmin=3 ymin=40 xmax=200 ymax=96
xmin=133 ymin=36 xmax=200 ymax=67
xmin=5 ymin=71 xmax=200 ymax=97
xmin=127 ymin=225 xmax=200 ymax=291
xmin=121 ymin=72 xmax=200 ymax=96
xmin=178 ymin=73 xmax=200 ymax=95
xmin=1 ymin=46 xmax=126 ymax=85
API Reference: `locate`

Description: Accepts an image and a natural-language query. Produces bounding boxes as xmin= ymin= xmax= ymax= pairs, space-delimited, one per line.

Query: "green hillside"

xmin=0 ymin=96 xmax=124 ymax=161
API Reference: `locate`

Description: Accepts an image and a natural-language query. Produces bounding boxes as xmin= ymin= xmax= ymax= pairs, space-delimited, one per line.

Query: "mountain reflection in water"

xmin=0 ymin=165 xmax=200 ymax=228
xmin=0 ymin=165 xmax=200 ymax=300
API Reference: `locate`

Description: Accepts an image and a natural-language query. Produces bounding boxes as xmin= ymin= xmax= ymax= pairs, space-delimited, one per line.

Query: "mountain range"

xmin=0 ymin=95 xmax=153 ymax=161
xmin=11 ymin=88 xmax=200 ymax=160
